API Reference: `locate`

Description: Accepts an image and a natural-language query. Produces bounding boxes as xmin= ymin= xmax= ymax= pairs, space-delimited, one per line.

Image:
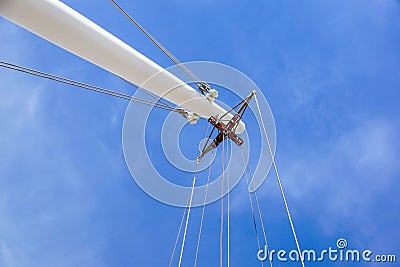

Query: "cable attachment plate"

xmin=199 ymin=81 xmax=211 ymax=94
xmin=206 ymin=88 xmax=219 ymax=102
xmin=175 ymin=108 xmax=200 ymax=124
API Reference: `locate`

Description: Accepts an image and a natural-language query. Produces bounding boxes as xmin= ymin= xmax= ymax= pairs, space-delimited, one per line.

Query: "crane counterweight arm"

xmin=0 ymin=0 xmax=245 ymax=132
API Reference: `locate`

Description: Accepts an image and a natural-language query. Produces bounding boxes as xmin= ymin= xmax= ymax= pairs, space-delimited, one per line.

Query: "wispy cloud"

xmin=277 ymin=117 xmax=399 ymax=249
xmin=0 ymin=17 xmax=109 ymax=267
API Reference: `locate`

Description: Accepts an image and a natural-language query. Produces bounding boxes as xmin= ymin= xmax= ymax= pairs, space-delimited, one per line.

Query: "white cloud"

xmin=0 ymin=243 xmax=14 ymax=267
xmin=227 ymin=115 xmax=399 ymax=251
xmin=272 ymin=118 xmax=399 ymax=248
xmin=0 ymin=18 xmax=109 ymax=267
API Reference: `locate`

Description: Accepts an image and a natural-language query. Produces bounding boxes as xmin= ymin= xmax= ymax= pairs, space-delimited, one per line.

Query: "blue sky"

xmin=1 ymin=0 xmax=400 ymax=266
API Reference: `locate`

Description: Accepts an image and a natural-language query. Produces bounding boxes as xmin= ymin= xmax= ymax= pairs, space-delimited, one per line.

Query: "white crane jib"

xmin=0 ymin=0 xmax=245 ymax=133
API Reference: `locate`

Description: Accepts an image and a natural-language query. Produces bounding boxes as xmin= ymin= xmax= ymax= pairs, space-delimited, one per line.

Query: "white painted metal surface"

xmin=0 ymin=0 xmax=245 ymax=133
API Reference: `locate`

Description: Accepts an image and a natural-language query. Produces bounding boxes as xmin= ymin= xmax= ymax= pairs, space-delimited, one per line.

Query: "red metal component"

xmin=198 ymin=92 xmax=254 ymax=161
xmin=208 ymin=116 xmax=243 ymax=147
